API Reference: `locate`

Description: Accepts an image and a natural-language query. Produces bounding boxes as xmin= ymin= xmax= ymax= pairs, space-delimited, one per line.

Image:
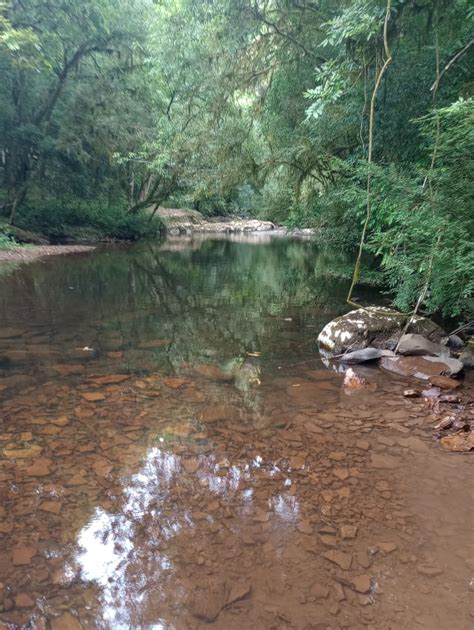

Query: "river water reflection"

xmin=0 ymin=236 xmax=472 ymax=629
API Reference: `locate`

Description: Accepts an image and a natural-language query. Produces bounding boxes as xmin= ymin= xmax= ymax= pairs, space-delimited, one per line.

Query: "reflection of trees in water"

xmin=0 ymin=239 xmax=380 ymax=376
xmin=127 ymin=239 xmax=354 ymax=367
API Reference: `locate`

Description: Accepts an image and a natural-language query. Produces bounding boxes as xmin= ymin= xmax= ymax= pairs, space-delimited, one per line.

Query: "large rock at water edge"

xmin=318 ymin=307 xmax=445 ymax=355
xmin=396 ymin=334 xmax=450 ymax=358
xmin=380 ymin=355 xmax=464 ymax=380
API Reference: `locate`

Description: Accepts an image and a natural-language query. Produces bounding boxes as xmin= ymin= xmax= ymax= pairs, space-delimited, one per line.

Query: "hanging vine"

xmin=346 ymin=0 xmax=392 ymax=307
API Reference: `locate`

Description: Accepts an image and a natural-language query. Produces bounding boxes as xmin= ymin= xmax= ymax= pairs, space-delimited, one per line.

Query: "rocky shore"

xmin=155 ymin=207 xmax=315 ymax=238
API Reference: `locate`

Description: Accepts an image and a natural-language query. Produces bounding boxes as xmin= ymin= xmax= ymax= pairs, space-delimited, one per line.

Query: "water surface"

xmin=0 ymin=236 xmax=472 ymax=629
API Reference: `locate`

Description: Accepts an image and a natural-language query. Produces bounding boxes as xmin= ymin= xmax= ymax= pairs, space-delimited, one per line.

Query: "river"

xmin=0 ymin=235 xmax=472 ymax=629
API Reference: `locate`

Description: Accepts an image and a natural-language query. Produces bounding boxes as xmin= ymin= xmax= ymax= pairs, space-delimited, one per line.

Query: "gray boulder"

xmin=318 ymin=307 xmax=445 ymax=355
xmin=441 ymin=334 xmax=465 ymax=350
xmin=459 ymin=345 xmax=474 ymax=369
xmin=396 ymin=334 xmax=451 ymax=358
xmin=337 ymin=348 xmax=395 ymax=364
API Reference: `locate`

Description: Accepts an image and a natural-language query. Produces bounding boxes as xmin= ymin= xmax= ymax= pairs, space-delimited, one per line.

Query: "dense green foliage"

xmin=0 ymin=0 xmax=472 ymax=315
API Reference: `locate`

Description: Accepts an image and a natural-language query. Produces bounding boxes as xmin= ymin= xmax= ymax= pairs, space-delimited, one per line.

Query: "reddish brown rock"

xmin=440 ymin=433 xmax=474 ymax=452
xmin=296 ymin=520 xmax=314 ymax=535
xmin=15 ymin=593 xmax=35 ymax=607
xmin=322 ymin=550 xmax=352 ymax=571
xmin=429 ymin=375 xmax=462 ymax=390
xmin=81 ymin=392 xmax=106 ymax=402
xmin=340 ymin=525 xmax=358 ymax=540
xmin=12 ymin=544 xmax=37 ymax=566
xmin=163 ymin=376 xmax=188 ymax=389
xmin=4 ymin=445 xmax=42 ymax=459
xmin=50 ymin=613 xmax=81 ymax=630
xmin=340 ymin=574 xmax=372 ymax=594
xmin=343 ymin=368 xmax=367 ymax=389
xmin=199 ymin=405 xmax=237 ymax=423
xmin=39 ymin=501 xmax=62 ymax=514
xmin=25 ymin=458 xmax=52 ymax=476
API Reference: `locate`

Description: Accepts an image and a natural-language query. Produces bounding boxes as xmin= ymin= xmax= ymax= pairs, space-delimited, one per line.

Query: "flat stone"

xmin=25 ymin=458 xmax=52 ymax=476
xmin=429 ymin=375 xmax=462 ymax=390
xmin=12 ymin=544 xmax=37 ymax=566
xmin=322 ymin=550 xmax=352 ymax=571
xmin=4 ymin=445 xmax=42 ymax=459
xmin=328 ymin=451 xmax=345 ymax=461
xmin=15 ymin=593 xmax=35 ymax=607
xmin=51 ymin=415 xmax=69 ymax=426
xmin=200 ymin=405 xmax=237 ymax=423
xmin=39 ymin=501 xmax=62 ymax=514
xmin=163 ymin=376 xmax=188 ymax=389
xmin=319 ymin=534 xmax=338 ymax=547
xmin=440 ymin=433 xmax=474 ymax=452
xmin=81 ymin=392 xmax=106 ymax=402
xmin=357 ymin=551 xmax=372 ymax=569
xmin=50 ymin=613 xmax=82 ymax=630
xmin=297 ymin=520 xmax=314 ymax=535
xmin=333 ymin=467 xmax=349 ymax=480
xmin=92 ymin=458 xmax=112 ymax=477
xmin=340 ymin=525 xmax=358 ymax=540
xmin=340 ymin=574 xmax=372 ymax=594
xmin=370 ymin=453 xmax=401 ymax=469
xmin=381 ymin=355 xmax=463 ymax=380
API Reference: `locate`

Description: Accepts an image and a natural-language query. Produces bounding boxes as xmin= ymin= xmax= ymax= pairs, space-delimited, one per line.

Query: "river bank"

xmin=153 ymin=206 xmax=316 ymax=238
xmin=0 ymin=244 xmax=96 ymax=265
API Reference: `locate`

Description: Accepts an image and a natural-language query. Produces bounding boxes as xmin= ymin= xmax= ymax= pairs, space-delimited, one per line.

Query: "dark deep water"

xmin=0 ymin=236 xmax=472 ymax=629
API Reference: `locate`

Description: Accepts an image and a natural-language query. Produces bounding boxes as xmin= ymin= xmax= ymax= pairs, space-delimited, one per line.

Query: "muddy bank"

xmin=0 ymin=245 xmax=96 ymax=265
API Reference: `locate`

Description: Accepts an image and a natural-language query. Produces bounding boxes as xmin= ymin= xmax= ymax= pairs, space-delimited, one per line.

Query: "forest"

xmin=0 ymin=0 xmax=473 ymax=318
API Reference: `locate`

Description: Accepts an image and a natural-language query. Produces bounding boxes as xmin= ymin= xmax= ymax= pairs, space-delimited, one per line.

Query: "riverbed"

xmin=0 ymin=236 xmax=472 ymax=629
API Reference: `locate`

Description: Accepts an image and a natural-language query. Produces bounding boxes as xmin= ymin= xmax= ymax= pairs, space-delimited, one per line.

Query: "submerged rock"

xmin=318 ymin=307 xmax=445 ymax=355
xmin=343 ymin=368 xmax=367 ymax=389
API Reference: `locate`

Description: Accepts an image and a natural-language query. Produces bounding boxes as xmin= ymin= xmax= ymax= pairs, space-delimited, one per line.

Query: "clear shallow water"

xmin=0 ymin=236 xmax=472 ymax=629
